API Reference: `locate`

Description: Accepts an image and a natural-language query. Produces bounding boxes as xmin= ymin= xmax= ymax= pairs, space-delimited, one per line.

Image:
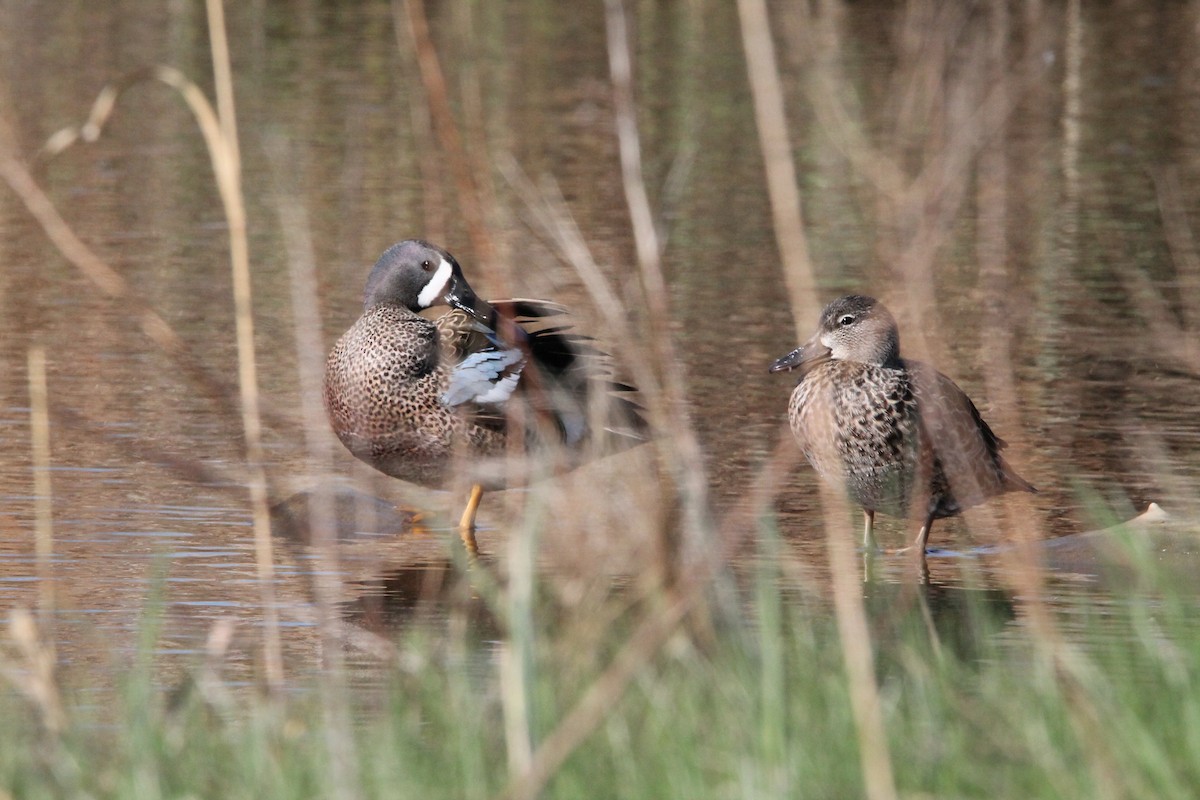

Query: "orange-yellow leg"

xmin=458 ymin=484 xmax=484 ymax=555
xmin=396 ymin=506 xmax=430 ymax=535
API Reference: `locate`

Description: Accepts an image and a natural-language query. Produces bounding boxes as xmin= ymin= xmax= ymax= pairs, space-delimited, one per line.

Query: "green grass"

xmin=4 ymin=538 xmax=1200 ymax=800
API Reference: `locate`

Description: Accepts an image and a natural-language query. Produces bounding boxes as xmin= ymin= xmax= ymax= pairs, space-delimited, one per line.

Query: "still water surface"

xmin=1 ymin=1 xmax=1199 ymax=688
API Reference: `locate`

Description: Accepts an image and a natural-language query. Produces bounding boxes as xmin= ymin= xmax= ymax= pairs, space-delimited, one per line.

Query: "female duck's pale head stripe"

xmin=416 ymin=258 xmax=453 ymax=308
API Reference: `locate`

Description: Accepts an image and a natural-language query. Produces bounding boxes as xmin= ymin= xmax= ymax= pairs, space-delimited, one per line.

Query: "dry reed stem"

xmin=1153 ymin=168 xmax=1200 ymax=336
xmin=990 ymin=2 xmax=1134 ymax=794
xmin=394 ymin=4 xmax=540 ymax=763
xmin=27 ymin=346 xmax=55 ymax=621
xmin=495 ymin=119 xmax=845 ymax=793
xmin=820 ymin=487 xmax=896 ymax=800
xmin=494 ymin=427 xmax=811 ymax=800
xmin=1128 ymin=167 xmax=1200 ymax=375
xmin=0 ymin=13 xmax=287 ymax=691
xmin=500 ymin=431 xmax=536 ymax=786
xmin=5 ymin=345 xmax=67 ymax=735
xmin=737 ymin=0 xmax=820 ymax=335
xmin=5 ymin=70 xmax=302 ymax=443
xmin=499 ymin=161 xmax=653 ymax=399
xmin=268 ymin=140 xmax=361 ymax=800
xmin=603 ymin=0 xmax=662 ymax=278
xmin=793 ymin=1 xmax=1123 ymax=793
xmin=501 ymin=163 xmax=678 ymax=599
xmin=451 ymin=0 xmax=507 ymax=273
xmin=201 ymin=0 xmax=283 ymax=694
xmin=1 ymin=608 xmax=65 ymax=734
xmin=396 ymin=0 xmax=496 ymax=272
xmin=397 ymin=0 xmax=537 ymax=542
xmin=495 ymin=584 xmax=694 ymax=800
xmin=8 ymin=95 xmax=297 ymax=440
xmin=494 ymin=5 xmax=824 ymax=792
xmin=965 ymin=10 xmax=1123 ymax=791
xmin=603 ymin=0 xmax=721 ymax=580
xmin=499 ymin=642 xmax=534 ymax=781
xmin=974 ymin=0 xmax=1048 ymax=595
xmin=207 ymin=0 xmax=240 ymax=177
xmin=499 ymin=160 xmax=690 ymax=615
xmin=738 ymin=2 xmax=897 ymax=798
xmin=186 ymin=619 xmax=238 ymax=718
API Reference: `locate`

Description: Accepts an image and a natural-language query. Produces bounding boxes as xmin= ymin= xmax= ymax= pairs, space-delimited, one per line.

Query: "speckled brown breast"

xmin=789 ymin=359 xmax=1024 ymax=522
xmin=323 ymin=304 xmax=503 ymax=488
xmin=790 ymin=360 xmax=921 ymax=517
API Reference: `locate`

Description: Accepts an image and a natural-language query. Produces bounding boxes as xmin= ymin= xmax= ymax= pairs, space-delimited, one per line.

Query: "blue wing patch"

xmin=442 ymin=347 xmax=526 ymax=407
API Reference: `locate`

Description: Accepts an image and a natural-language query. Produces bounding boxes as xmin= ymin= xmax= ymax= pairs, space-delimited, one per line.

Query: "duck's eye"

xmin=420 ymin=260 xmax=433 ymax=272
xmin=837 ymin=314 xmax=855 ymax=327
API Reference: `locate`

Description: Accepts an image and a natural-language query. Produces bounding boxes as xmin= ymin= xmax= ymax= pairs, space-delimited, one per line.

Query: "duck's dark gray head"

xmin=769 ymin=295 xmax=901 ymax=374
xmin=363 ymin=239 xmax=488 ymax=320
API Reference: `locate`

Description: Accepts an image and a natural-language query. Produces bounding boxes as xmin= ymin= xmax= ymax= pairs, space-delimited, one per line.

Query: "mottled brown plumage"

xmin=770 ymin=295 xmax=1034 ymax=553
xmin=324 ymin=240 xmax=647 ymax=550
xmin=324 ymin=303 xmax=504 ymax=488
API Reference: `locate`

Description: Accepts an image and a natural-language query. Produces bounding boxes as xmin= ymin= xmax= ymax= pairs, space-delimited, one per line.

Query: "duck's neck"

xmin=878 ymin=329 xmax=902 ymax=368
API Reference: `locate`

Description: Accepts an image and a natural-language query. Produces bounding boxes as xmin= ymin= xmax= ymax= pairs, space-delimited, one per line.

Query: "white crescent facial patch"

xmin=416 ymin=257 xmax=453 ymax=308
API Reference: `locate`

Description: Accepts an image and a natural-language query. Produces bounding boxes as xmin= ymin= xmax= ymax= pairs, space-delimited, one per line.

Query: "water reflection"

xmin=866 ymin=581 xmax=1017 ymax=668
xmin=0 ymin=0 xmax=1197 ymax=693
xmin=271 ymin=487 xmax=496 ymax=639
xmin=345 ymin=563 xmax=494 ymax=636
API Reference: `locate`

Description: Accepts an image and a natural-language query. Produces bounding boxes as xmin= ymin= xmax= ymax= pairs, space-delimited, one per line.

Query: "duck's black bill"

xmin=444 ymin=273 xmax=492 ymax=323
xmin=769 ymin=342 xmax=831 ymax=374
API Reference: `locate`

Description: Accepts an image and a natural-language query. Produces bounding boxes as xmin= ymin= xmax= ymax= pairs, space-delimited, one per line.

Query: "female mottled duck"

xmin=770 ymin=295 xmax=1034 ymax=554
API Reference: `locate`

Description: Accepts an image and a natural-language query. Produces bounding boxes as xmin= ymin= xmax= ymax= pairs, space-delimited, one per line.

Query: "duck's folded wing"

xmin=908 ymin=361 xmax=1034 ymax=499
xmin=442 ymin=347 xmax=526 ymax=407
xmin=439 ymin=299 xmax=649 ymax=447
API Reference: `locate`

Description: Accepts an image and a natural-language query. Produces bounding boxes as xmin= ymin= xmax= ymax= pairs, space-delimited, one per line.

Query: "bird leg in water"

xmin=862 ymin=509 xmax=876 ymax=551
xmin=913 ymin=512 xmax=935 ymax=554
xmin=886 ymin=513 xmax=934 ymax=563
xmin=458 ymin=483 xmax=484 ymax=554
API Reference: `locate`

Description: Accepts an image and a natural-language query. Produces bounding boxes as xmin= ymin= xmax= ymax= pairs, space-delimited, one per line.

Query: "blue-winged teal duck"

xmin=769 ymin=295 xmax=1035 ymax=554
xmin=324 ymin=239 xmax=647 ymax=552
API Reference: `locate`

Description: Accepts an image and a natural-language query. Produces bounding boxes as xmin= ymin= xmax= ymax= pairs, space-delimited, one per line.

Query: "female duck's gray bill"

xmin=768 ymin=341 xmax=833 ymax=374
